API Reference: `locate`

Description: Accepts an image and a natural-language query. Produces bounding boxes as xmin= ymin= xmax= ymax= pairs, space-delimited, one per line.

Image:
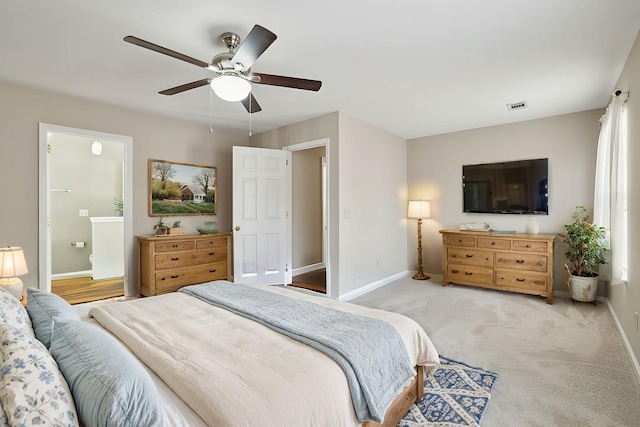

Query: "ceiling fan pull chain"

xmin=209 ymin=87 xmax=214 ymax=133
xmin=249 ymin=95 xmax=252 ymax=136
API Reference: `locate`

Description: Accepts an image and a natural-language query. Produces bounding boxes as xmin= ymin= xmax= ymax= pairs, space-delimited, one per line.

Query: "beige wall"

xmin=337 ymin=114 xmax=408 ymax=295
xmin=0 ymin=82 xmax=247 ymax=291
xmin=251 ymin=112 xmax=410 ymax=297
xmin=291 ymin=146 xmax=325 ymax=270
xmin=407 ymin=109 xmax=603 ymax=293
xmin=609 ymin=30 xmax=640 ymax=368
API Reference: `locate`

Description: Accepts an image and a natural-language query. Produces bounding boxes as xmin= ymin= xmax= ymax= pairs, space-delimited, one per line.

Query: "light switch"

xmin=79 ymin=209 xmax=89 ymax=217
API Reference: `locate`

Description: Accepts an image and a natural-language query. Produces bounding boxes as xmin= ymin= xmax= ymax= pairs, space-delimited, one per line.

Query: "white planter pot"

xmin=568 ymin=274 xmax=598 ymax=302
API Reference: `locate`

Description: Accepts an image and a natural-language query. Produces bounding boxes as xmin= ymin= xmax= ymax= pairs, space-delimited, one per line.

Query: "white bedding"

xmin=88 ymin=285 xmax=439 ymax=426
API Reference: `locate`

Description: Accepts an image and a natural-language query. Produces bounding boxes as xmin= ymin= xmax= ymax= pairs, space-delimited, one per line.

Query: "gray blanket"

xmin=179 ymin=281 xmax=415 ymax=423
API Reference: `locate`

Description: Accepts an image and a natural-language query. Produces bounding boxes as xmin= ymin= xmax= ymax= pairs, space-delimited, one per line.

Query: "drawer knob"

xmin=209 ymin=269 xmax=217 ymax=273
xmin=452 ymin=269 xmax=459 ymax=274
xmin=172 ymin=244 xmax=178 ymax=248
xmin=491 ymin=242 xmax=495 ymax=245
xmin=466 ymin=254 xmax=473 ymax=258
xmin=516 ymin=259 xmax=525 ymax=264
xmin=517 ymin=278 xmax=525 ymax=282
xmin=160 ymin=277 xmax=166 ymax=281
xmin=171 ymin=257 xmax=179 ymax=261
xmin=209 ymin=252 xmax=215 ymax=256
xmin=526 ymin=244 xmax=531 ymax=248
xmin=171 ymin=275 xmax=179 ymax=279
xmin=465 ymin=272 xmax=473 ymax=275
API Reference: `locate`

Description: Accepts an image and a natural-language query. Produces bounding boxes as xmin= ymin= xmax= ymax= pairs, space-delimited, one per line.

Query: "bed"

xmin=0 ymin=281 xmax=439 ymax=427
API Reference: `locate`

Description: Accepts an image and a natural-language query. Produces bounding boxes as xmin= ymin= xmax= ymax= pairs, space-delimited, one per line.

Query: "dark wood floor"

xmin=291 ymin=268 xmax=326 ymax=293
xmin=51 ymin=275 xmax=124 ymax=305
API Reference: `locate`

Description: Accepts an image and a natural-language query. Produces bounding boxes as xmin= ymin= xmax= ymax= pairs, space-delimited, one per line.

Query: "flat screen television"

xmin=462 ymin=158 xmax=548 ymax=215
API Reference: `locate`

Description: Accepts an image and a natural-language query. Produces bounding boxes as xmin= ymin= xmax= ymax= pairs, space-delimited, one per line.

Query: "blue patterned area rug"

xmin=398 ymin=356 xmax=498 ymax=427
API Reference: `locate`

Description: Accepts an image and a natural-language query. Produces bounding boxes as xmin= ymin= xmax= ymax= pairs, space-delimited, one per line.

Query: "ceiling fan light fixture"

xmin=210 ymin=75 xmax=251 ymax=102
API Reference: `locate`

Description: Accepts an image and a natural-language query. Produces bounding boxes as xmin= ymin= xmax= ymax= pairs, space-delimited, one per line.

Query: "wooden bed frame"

xmin=363 ymin=365 xmax=424 ymax=427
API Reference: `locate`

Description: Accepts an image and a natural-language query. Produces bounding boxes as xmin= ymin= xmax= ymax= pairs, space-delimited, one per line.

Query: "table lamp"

xmin=0 ymin=246 xmax=29 ymax=299
xmin=408 ymin=200 xmax=431 ymax=280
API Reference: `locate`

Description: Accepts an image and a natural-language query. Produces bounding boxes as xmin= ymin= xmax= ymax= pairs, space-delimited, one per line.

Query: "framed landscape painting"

xmin=148 ymin=159 xmax=217 ymax=216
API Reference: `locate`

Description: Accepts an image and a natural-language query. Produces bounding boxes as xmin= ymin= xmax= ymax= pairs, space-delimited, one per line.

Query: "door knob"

xmin=235 ymin=226 xmax=240 ymax=231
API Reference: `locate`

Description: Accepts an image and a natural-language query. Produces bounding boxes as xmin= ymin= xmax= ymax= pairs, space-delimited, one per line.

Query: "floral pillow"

xmin=0 ymin=323 xmax=79 ymax=427
xmin=0 ymin=286 xmax=33 ymax=336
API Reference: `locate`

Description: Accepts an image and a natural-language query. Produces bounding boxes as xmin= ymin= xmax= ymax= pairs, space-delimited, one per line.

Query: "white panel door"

xmin=233 ymin=146 xmax=290 ymax=284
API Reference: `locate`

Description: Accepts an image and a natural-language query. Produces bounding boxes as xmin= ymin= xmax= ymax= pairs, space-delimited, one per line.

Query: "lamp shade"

xmin=210 ymin=75 xmax=252 ymax=102
xmin=408 ymin=200 xmax=431 ymax=219
xmin=0 ymin=247 xmax=28 ymax=278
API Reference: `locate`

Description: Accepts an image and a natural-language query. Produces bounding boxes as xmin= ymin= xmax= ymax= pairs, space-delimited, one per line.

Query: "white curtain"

xmin=593 ymin=91 xmax=628 ymax=285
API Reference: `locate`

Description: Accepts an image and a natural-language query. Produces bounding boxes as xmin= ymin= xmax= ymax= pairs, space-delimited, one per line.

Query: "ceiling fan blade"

xmin=124 ymin=36 xmax=210 ymax=69
xmin=241 ymin=93 xmax=262 ymax=113
xmin=253 ymin=73 xmax=322 ymax=91
xmin=231 ymin=25 xmax=277 ymax=70
xmin=159 ymin=79 xmax=212 ymax=95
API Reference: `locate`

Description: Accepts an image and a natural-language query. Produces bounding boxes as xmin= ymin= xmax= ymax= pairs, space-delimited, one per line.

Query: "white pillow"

xmin=0 ymin=286 xmax=33 ymax=336
xmin=0 ymin=323 xmax=79 ymax=426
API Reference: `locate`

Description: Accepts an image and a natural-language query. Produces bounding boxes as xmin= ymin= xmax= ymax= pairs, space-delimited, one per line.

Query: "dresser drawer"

xmin=513 ymin=240 xmax=548 ymax=253
xmin=445 ymin=235 xmax=476 ymax=248
xmin=496 ymin=270 xmax=548 ymax=292
xmin=447 ymin=265 xmax=493 ymax=286
xmin=197 ymin=236 xmax=229 ymax=249
xmin=477 ymin=238 xmax=512 ymax=250
xmin=155 ymin=262 xmax=228 ymax=293
xmin=155 ymin=249 xmax=227 ymax=270
xmin=154 ymin=241 xmax=195 ymax=253
xmin=495 ymin=252 xmax=547 ymax=272
xmin=447 ymin=248 xmax=493 ymax=268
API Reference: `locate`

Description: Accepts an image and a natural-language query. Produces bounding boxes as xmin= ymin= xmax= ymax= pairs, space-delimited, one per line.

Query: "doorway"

xmin=284 ymin=139 xmax=329 ymax=295
xmin=38 ymin=124 xmax=133 ymax=303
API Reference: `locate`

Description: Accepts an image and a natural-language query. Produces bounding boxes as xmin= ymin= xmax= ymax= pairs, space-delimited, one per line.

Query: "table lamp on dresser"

xmin=408 ymin=200 xmax=431 ymax=280
xmin=0 ymin=246 xmax=29 ymax=300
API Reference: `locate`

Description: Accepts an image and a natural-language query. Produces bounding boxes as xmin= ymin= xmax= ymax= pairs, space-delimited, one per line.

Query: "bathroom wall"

xmin=50 ymin=133 xmax=124 ymax=274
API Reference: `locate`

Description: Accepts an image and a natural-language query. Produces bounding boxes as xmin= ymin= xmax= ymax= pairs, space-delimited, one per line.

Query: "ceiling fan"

xmin=124 ymin=24 xmax=322 ymax=113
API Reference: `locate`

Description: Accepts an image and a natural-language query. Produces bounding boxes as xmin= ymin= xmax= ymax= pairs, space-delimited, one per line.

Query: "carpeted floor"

xmin=353 ymin=275 xmax=640 ymax=427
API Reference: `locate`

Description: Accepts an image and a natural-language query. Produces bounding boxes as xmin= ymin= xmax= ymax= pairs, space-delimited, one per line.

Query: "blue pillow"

xmin=49 ymin=320 xmax=163 ymax=427
xmin=26 ymin=287 xmax=80 ymax=348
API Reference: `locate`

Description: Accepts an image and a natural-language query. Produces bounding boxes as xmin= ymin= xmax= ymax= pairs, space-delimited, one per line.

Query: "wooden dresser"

xmin=136 ymin=233 xmax=231 ymax=297
xmin=439 ymin=229 xmax=556 ymax=304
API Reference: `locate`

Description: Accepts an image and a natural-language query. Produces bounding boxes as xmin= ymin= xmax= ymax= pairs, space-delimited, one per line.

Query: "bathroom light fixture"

xmin=91 ymin=140 xmax=103 ymax=155
xmin=210 ymin=75 xmax=251 ymax=102
xmin=408 ymin=200 xmax=431 ymax=280
xmin=0 ymin=246 xmax=29 ymax=299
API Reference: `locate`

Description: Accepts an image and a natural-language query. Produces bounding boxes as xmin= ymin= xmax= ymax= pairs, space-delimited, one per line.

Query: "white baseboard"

xmin=338 ymin=271 xmax=410 ymax=301
xmin=291 ymin=262 xmax=325 ymax=277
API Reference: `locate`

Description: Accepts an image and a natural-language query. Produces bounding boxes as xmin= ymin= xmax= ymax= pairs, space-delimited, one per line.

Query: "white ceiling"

xmin=1 ymin=0 xmax=638 ymax=139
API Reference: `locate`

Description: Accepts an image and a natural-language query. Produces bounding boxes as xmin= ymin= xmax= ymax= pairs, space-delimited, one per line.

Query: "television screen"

xmin=463 ymin=158 xmax=548 ymax=215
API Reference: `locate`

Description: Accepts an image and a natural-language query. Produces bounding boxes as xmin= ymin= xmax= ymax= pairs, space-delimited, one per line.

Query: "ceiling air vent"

xmin=507 ymin=101 xmax=528 ymax=111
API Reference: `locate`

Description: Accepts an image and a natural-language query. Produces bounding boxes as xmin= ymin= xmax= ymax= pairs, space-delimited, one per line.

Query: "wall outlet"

xmin=79 ymin=209 xmax=89 ymax=217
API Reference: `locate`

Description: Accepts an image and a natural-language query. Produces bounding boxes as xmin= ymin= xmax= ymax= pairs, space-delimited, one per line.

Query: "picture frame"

xmin=148 ymin=159 xmax=217 ymax=216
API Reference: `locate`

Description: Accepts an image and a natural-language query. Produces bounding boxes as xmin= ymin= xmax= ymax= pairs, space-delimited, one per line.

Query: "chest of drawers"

xmin=439 ymin=229 xmax=556 ymax=304
xmin=136 ymin=233 xmax=232 ymax=296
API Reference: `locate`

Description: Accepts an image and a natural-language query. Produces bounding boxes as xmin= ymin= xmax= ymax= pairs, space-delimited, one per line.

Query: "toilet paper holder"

xmin=71 ymin=242 xmax=87 ymax=248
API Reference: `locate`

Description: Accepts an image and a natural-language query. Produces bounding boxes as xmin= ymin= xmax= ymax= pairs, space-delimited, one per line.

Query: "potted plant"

xmin=562 ymin=206 xmax=607 ymax=303
xmin=168 ymin=220 xmax=186 ymax=235
xmin=114 ymin=197 xmax=124 ymax=217
xmin=153 ymin=217 xmax=168 ymax=235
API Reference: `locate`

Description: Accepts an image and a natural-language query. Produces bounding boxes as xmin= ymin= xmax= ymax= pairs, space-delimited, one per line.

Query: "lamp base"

xmin=0 ymin=277 xmax=24 ymax=300
xmin=412 ymin=271 xmax=429 ymax=281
